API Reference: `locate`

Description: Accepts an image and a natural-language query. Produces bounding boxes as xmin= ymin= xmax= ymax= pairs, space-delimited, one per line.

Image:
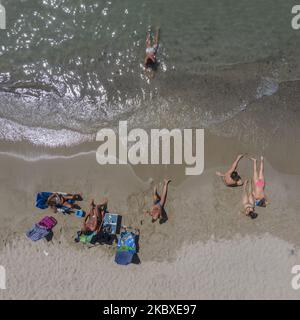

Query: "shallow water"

xmin=0 ymin=0 xmax=299 ymax=150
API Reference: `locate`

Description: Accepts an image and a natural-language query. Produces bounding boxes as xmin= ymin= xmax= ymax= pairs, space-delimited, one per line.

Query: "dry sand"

xmin=0 ymin=143 xmax=300 ymax=299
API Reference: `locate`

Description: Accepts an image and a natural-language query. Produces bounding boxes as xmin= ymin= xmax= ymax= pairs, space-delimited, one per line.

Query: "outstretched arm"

xmin=216 ymin=171 xmax=225 ymax=177
xmin=46 ymin=193 xmax=57 ymax=204
xmin=159 ymin=179 xmax=171 ymax=207
xmin=154 ymin=28 xmax=160 ymax=46
xmin=146 ymin=31 xmax=151 ymax=47
xmin=242 ymin=180 xmax=249 ymax=205
xmin=226 ymin=154 xmax=245 ymax=175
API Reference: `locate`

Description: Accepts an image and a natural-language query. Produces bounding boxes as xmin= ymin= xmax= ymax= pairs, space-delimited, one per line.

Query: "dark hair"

xmin=249 ymin=211 xmax=258 ymax=219
xmin=230 ymin=171 xmax=241 ymax=182
xmin=145 ymin=58 xmax=157 ymax=70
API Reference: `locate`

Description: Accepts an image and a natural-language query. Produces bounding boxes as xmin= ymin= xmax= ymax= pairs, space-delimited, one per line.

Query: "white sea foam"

xmin=256 ymin=77 xmax=279 ymax=99
xmin=0 ymin=150 xmax=96 ymax=162
xmin=0 ymin=117 xmax=95 ymax=148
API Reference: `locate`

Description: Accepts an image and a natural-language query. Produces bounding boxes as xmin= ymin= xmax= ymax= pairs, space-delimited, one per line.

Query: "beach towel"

xmin=77 ymin=231 xmax=97 ymax=244
xmin=35 ymin=192 xmax=53 ymax=210
xmin=115 ymin=231 xmax=137 ymax=265
xmin=26 ymin=215 xmax=57 ymax=241
xmin=35 ymin=192 xmax=72 ymax=214
xmin=26 ymin=224 xmax=50 ymax=241
xmin=37 ymin=216 xmax=57 ymax=229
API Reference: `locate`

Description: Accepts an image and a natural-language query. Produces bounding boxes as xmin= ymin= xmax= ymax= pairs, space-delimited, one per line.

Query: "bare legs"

xmin=251 ymin=157 xmax=258 ymax=182
xmin=64 ymin=193 xmax=82 ymax=201
xmin=242 ymin=180 xmax=254 ymax=207
xmin=259 ymin=156 xmax=264 ymax=180
xmin=153 ymin=179 xmax=171 ymax=207
xmin=146 ymin=27 xmax=159 ymax=48
xmin=251 ymin=156 xmax=264 ymax=182
xmin=250 ymin=156 xmax=266 ymax=204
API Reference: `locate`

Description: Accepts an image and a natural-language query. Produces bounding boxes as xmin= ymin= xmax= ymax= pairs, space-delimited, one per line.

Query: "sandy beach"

xmin=0 ymin=130 xmax=299 ymax=299
xmin=0 ymin=0 xmax=300 ymax=300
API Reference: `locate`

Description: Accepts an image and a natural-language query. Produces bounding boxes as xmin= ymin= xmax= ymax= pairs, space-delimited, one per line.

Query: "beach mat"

xmin=115 ymin=231 xmax=137 ymax=265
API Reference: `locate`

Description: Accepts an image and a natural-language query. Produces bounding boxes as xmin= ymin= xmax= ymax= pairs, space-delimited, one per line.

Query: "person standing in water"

xmin=251 ymin=156 xmax=268 ymax=207
xmin=145 ymin=179 xmax=171 ymax=223
xmin=216 ymin=154 xmax=245 ymax=187
xmin=144 ymin=27 xmax=160 ymax=76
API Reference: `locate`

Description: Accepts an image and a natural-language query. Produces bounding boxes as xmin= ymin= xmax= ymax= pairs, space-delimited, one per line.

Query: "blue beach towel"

xmin=35 ymin=192 xmax=73 ymax=214
xmin=115 ymin=231 xmax=137 ymax=265
xmin=35 ymin=192 xmax=53 ymax=210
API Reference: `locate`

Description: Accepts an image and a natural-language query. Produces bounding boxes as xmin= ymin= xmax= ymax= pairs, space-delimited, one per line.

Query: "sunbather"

xmin=81 ymin=198 xmax=108 ymax=233
xmin=242 ymin=179 xmax=257 ymax=219
xmin=251 ymin=156 xmax=268 ymax=207
xmin=46 ymin=192 xmax=82 ymax=213
xmin=216 ymin=154 xmax=245 ymax=187
xmin=145 ymin=179 xmax=171 ymax=223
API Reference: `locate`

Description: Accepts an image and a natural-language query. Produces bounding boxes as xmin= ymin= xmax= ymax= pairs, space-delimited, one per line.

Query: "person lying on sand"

xmin=250 ymin=156 xmax=268 ymax=207
xmin=81 ymin=198 xmax=108 ymax=233
xmin=47 ymin=192 xmax=82 ymax=213
xmin=144 ymin=27 xmax=160 ymax=76
xmin=216 ymin=154 xmax=245 ymax=187
xmin=242 ymin=179 xmax=258 ymax=219
xmin=144 ymin=179 xmax=171 ymax=223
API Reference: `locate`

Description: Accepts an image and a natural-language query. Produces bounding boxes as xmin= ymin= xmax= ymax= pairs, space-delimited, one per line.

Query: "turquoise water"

xmin=0 ymin=0 xmax=299 ymax=148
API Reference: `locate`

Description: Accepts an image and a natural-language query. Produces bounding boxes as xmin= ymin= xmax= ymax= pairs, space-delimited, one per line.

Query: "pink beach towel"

xmin=38 ymin=216 xmax=57 ymax=230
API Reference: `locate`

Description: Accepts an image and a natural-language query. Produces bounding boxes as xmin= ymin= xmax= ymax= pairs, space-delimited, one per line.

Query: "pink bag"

xmin=38 ymin=216 xmax=57 ymax=230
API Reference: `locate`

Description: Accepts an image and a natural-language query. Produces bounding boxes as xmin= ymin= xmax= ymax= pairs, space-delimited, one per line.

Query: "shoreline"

xmin=0 ymin=126 xmax=299 ymax=176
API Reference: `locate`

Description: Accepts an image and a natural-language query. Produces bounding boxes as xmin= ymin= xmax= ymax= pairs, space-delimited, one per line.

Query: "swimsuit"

xmin=146 ymin=46 xmax=157 ymax=55
xmin=255 ymin=198 xmax=266 ymax=207
xmin=255 ymin=179 xmax=265 ymax=188
xmin=154 ymin=199 xmax=162 ymax=207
